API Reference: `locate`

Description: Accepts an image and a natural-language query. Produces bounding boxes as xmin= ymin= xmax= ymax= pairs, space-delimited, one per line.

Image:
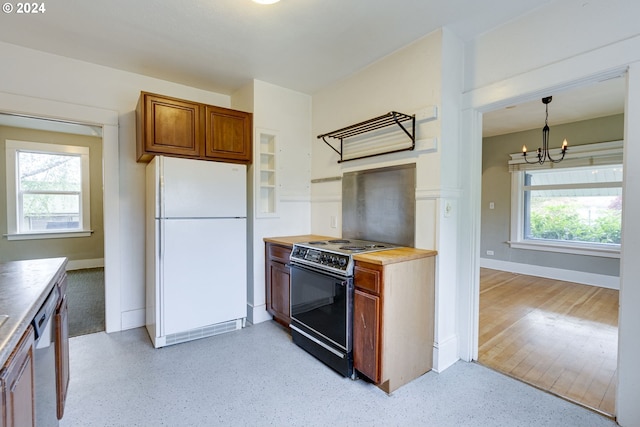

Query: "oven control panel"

xmin=290 ymin=246 xmax=351 ymax=273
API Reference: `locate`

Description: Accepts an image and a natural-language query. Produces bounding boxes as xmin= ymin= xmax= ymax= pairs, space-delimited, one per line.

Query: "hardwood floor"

xmin=478 ymin=268 xmax=618 ymax=416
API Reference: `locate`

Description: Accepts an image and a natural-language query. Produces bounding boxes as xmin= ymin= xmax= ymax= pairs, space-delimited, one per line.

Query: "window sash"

xmin=18 ymin=190 xmax=82 ymax=232
xmin=5 ymin=140 xmax=91 ymax=239
xmin=509 ymin=141 xmax=622 ymax=257
xmin=523 ymin=182 xmax=622 ymax=192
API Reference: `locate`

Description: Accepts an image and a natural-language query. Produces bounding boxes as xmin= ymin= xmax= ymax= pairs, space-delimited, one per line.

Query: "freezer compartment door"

xmin=160 ymin=218 xmax=247 ymax=336
xmin=161 ymin=156 xmax=246 ymax=218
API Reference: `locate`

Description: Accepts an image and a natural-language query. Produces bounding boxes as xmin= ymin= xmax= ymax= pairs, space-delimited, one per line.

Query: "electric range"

xmin=290 ymin=238 xmax=396 ymax=277
xmin=288 ymin=238 xmax=396 ymax=378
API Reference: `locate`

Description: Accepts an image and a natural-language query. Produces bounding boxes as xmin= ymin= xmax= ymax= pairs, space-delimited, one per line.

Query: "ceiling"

xmin=0 ymin=0 xmax=625 ymax=137
xmin=482 ymin=76 xmax=626 ymax=137
xmin=0 ymin=0 xmax=553 ymax=95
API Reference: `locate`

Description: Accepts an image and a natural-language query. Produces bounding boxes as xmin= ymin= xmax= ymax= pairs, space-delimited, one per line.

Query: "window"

xmin=5 ymin=140 xmax=91 ymax=240
xmin=508 ymin=141 xmax=622 ymax=258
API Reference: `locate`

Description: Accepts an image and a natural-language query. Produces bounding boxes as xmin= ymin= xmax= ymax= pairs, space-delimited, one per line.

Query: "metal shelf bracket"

xmin=317 ymin=111 xmax=416 ymax=163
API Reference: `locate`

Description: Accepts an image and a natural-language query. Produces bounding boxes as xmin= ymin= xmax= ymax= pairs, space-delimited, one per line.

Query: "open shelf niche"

xmin=256 ymin=129 xmax=278 ymax=217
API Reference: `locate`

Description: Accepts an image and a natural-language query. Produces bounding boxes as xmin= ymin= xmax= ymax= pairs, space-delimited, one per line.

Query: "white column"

xmin=617 ymin=62 xmax=640 ymax=426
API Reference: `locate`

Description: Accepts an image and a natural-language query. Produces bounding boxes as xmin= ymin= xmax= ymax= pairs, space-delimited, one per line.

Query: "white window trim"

xmin=508 ymin=141 xmax=622 ymax=258
xmin=5 ymin=139 xmax=92 ymax=240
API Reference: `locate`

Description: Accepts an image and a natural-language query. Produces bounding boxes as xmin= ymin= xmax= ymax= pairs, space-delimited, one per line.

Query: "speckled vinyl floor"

xmin=60 ymin=321 xmax=618 ymax=427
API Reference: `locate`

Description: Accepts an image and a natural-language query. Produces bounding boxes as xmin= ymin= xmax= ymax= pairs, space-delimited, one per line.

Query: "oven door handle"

xmin=290 ymin=324 xmax=345 ymax=359
xmin=289 ymin=262 xmax=350 ymax=281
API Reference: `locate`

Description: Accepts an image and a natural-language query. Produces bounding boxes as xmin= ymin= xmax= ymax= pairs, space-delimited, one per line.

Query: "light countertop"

xmin=0 ymin=257 xmax=67 ymax=367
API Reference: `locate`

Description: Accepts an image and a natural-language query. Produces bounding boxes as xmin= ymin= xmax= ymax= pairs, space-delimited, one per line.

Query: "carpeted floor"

xmin=66 ymin=267 xmax=105 ymax=337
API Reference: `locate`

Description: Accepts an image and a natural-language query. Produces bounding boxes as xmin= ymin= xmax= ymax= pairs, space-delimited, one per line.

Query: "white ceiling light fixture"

xmin=252 ymin=0 xmax=280 ymax=4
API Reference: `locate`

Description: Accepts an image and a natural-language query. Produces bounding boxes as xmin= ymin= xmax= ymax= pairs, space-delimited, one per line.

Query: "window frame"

xmin=5 ymin=139 xmax=91 ymax=240
xmin=508 ymin=140 xmax=622 ymax=259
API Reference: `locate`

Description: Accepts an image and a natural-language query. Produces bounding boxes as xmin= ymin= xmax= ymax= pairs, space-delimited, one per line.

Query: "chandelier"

xmin=522 ymin=96 xmax=568 ymax=164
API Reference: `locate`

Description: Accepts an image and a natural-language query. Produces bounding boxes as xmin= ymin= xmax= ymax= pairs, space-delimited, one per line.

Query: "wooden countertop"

xmin=0 ymin=257 xmax=67 ymax=367
xmin=353 ymin=247 xmax=437 ymax=265
xmin=264 ymin=235 xmax=437 ymax=265
xmin=263 ymin=235 xmax=335 ymax=246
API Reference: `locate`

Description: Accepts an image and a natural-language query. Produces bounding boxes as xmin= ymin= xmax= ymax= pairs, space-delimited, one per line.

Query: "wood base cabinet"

xmin=55 ymin=272 xmax=69 ymax=420
xmin=1 ymin=326 xmax=35 ymax=427
xmin=265 ymin=243 xmax=292 ymax=327
xmin=136 ymin=92 xmax=252 ymax=165
xmin=353 ymin=256 xmax=435 ymax=394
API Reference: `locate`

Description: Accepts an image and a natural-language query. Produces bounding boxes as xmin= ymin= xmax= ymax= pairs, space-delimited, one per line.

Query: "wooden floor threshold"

xmin=477 ymin=361 xmax=616 ymax=421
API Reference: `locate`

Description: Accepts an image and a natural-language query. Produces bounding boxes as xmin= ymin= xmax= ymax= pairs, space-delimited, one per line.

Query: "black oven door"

xmin=289 ymin=263 xmax=354 ymax=377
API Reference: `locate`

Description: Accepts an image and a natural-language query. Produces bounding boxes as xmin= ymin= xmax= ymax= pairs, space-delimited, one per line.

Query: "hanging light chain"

xmin=522 ymin=96 xmax=568 ymax=165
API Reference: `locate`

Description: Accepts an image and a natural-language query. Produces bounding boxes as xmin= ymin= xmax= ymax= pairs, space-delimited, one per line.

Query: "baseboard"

xmin=247 ymin=303 xmax=272 ymax=325
xmin=432 ymin=334 xmax=459 ymax=373
xmin=121 ymin=309 xmax=145 ymax=331
xmin=480 ymin=258 xmax=620 ymax=290
xmin=66 ymin=258 xmax=104 ymax=270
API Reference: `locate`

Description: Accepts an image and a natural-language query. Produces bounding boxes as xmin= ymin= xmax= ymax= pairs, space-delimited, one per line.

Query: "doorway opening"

xmin=476 ymin=78 xmax=624 ymax=416
xmin=0 ymin=112 xmax=107 ymax=337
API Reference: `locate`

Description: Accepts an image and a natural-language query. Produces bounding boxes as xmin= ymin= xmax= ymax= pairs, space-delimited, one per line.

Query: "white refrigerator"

xmin=145 ymin=156 xmax=247 ymax=348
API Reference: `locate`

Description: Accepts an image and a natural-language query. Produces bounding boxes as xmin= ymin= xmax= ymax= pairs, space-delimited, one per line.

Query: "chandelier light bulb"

xmin=522 ymin=96 xmax=568 ymax=165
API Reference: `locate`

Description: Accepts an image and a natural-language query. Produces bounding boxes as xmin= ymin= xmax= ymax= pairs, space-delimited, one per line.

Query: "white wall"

xmin=0 ymin=41 xmax=230 ymax=332
xmin=237 ymin=80 xmax=313 ymax=324
xmin=311 ymin=29 xmax=464 ymax=372
xmin=463 ymin=0 xmax=640 ymax=92
xmin=461 ymin=1 xmax=640 ymax=424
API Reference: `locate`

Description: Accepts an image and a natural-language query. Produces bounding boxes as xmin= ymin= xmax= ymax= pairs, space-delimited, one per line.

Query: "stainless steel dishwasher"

xmin=32 ymin=286 xmax=60 ymax=427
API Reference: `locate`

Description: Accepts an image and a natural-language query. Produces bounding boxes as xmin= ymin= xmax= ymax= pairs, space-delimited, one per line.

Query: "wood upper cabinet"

xmin=265 ymin=243 xmax=292 ymax=327
xmin=205 ymin=105 xmax=252 ymax=163
xmin=136 ymin=91 xmax=252 ymax=164
xmin=137 ymin=93 xmax=202 ymax=161
xmin=353 ymin=256 xmax=435 ymax=394
xmin=0 ymin=326 xmax=35 ymax=427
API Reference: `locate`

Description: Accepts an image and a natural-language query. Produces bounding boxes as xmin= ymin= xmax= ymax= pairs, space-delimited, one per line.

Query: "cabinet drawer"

xmin=267 ymin=244 xmax=291 ymax=264
xmin=354 ymin=263 xmax=382 ymax=295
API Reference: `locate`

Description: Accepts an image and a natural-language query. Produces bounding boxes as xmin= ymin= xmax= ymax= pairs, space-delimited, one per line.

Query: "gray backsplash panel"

xmin=342 ymin=163 xmax=416 ymax=247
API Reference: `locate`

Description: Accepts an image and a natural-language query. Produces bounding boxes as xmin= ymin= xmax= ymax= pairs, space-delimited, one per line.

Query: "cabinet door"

xmin=1 ymin=326 xmax=35 ymax=427
xmin=55 ymin=295 xmax=69 ymax=420
xmin=267 ymin=260 xmax=291 ymax=326
xmin=142 ymin=93 xmax=202 ymax=158
xmin=205 ymin=105 xmax=252 ymax=164
xmin=353 ymin=289 xmax=380 ymax=383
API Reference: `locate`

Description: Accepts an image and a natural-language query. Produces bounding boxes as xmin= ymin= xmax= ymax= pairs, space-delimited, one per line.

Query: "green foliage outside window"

xmin=528 ymin=200 xmax=621 ymax=244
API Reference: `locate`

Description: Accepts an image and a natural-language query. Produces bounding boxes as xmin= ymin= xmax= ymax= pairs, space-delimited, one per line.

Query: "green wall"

xmin=481 ymin=114 xmax=623 ymax=277
xmin=0 ymin=125 xmax=104 ymax=263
